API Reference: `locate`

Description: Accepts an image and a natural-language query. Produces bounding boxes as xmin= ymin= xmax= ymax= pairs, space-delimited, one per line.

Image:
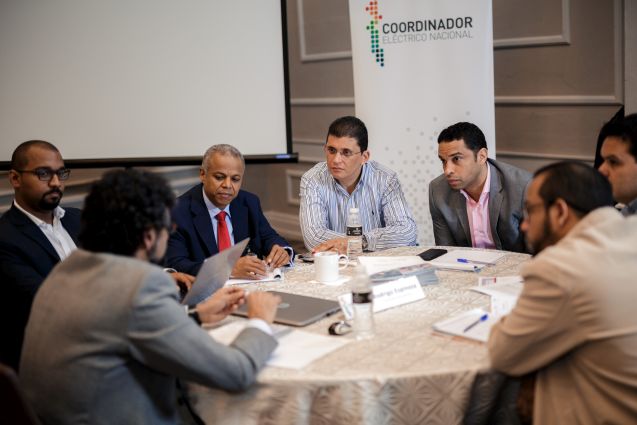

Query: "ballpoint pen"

xmin=463 ymin=313 xmax=489 ymax=332
xmin=457 ymin=258 xmax=495 ymax=265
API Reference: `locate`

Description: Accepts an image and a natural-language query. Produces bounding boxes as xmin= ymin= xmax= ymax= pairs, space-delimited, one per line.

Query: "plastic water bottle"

xmin=351 ymin=264 xmax=374 ymax=340
xmin=346 ymin=207 xmax=363 ymax=260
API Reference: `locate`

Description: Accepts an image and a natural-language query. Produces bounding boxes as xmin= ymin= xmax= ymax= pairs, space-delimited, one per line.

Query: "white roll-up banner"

xmin=349 ymin=0 xmax=495 ymax=245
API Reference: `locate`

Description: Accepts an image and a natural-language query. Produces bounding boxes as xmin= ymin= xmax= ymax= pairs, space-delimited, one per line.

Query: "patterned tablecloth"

xmin=188 ymin=247 xmax=530 ymax=425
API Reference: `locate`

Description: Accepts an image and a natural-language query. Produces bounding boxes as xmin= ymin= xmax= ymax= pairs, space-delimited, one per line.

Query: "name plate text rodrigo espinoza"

xmin=372 ymin=276 xmax=424 ymax=313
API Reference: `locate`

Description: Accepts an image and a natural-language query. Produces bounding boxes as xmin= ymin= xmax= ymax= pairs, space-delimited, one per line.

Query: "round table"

xmin=188 ymin=247 xmax=530 ymax=425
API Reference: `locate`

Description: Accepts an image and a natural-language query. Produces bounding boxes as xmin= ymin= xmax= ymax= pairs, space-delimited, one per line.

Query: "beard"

xmin=147 ymin=237 xmax=166 ymax=265
xmin=526 ymin=218 xmax=560 ymax=256
xmin=38 ymin=188 xmax=63 ymax=210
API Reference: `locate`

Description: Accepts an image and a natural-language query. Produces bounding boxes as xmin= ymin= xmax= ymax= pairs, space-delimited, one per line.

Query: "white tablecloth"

xmin=188 ymin=247 xmax=529 ymax=425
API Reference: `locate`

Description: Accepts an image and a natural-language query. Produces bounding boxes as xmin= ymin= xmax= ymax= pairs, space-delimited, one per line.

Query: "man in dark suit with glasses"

xmin=0 ymin=140 xmax=80 ymax=371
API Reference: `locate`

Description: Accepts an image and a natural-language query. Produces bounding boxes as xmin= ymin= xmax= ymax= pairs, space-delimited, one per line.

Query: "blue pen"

xmin=463 ymin=314 xmax=489 ymax=332
xmin=457 ymin=258 xmax=493 ymax=265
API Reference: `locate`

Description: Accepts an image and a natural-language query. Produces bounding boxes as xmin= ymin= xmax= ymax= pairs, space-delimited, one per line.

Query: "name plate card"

xmin=372 ymin=276 xmax=425 ymax=313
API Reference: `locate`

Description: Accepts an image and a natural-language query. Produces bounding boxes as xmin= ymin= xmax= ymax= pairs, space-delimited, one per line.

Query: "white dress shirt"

xmin=13 ymin=201 xmax=76 ymax=260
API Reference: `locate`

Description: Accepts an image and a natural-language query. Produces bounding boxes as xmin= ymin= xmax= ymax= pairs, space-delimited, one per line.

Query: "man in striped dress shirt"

xmin=300 ymin=116 xmax=418 ymax=253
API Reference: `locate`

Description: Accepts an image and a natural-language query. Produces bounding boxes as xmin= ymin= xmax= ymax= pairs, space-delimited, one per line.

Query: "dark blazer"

xmin=428 ymin=159 xmax=532 ymax=253
xmin=165 ymin=184 xmax=290 ymax=276
xmin=0 ymin=204 xmax=81 ymax=370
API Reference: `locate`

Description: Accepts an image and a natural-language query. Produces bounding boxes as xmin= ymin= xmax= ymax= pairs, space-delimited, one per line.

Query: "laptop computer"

xmin=181 ymin=238 xmax=249 ymax=307
xmin=233 ymin=291 xmax=341 ymax=327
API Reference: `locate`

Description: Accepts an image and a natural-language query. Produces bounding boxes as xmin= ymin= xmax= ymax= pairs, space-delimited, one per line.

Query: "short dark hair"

xmin=437 ymin=122 xmax=487 ymax=155
xmin=326 ymin=116 xmax=368 ymax=151
xmin=534 ymin=161 xmax=614 ymax=218
xmin=11 ymin=140 xmax=60 ymax=170
xmin=603 ymin=113 xmax=637 ymax=161
xmin=79 ymin=169 xmax=175 ymax=256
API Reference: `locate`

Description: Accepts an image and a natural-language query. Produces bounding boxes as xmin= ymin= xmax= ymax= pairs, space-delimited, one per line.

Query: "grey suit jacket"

xmin=428 ymin=159 xmax=531 ymax=253
xmin=20 ymin=250 xmax=277 ymax=425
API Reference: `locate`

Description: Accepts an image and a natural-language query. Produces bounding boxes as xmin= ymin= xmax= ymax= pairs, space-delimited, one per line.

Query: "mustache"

xmin=44 ymin=188 xmax=63 ymax=197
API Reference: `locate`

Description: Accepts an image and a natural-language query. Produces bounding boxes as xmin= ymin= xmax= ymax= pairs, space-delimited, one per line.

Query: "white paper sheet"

xmin=226 ymin=268 xmax=283 ymax=285
xmin=428 ymin=249 xmax=506 ymax=271
xmin=432 ymin=308 xmax=496 ymax=342
xmin=357 ymin=256 xmax=424 ymax=275
xmin=470 ymin=276 xmax=524 ymax=317
xmin=208 ymin=321 xmax=350 ymax=370
xmin=470 ymin=277 xmax=524 ymax=298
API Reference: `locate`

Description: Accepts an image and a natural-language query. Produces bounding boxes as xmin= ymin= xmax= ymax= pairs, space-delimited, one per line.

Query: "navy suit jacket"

xmin=0 ymin=204 xmax=81 ymax=370
xmin=165 ymin=184 xmax=290 ymax=276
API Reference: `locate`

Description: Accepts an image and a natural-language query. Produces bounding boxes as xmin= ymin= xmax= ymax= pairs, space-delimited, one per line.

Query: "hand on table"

xmin=195 ymin=286 xmax=246 ymax=324
xmin=168 ymin=271 xmax=196 ymax=293
xmin=312 ymin=237 xmax=349 ymax=255
xmin=266 ymin=244 xmax=290 ymax=268
xmin=246 ymin=291 xmax=281 ymax=324
xmin=232 ymin=255 xmax=268 ymax=280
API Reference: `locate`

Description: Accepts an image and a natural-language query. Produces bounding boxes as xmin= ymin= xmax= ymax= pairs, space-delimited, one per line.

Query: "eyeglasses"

xmin=15 ymin=167 xmax=71 ymax=181
xmin=324 ymin=146 xmax=363 ymax=158
xmin=522 ymin=202 xmax=546 ymax=220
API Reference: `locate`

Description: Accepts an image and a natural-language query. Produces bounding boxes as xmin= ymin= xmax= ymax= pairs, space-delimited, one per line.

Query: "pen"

xmin=457 ymin=258 xmax=494 ymax=265
xmin=463 ymin=314 xmax=489 ymax=332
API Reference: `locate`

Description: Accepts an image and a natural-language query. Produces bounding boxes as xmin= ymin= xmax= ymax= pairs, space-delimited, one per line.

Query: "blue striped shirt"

xmin=299 ymin=161 xmax=418 ymax=251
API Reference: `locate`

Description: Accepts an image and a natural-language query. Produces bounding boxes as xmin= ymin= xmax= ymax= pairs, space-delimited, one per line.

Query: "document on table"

xmin=357 ymin=256 xmax=424 ymax=275
xmin=226 ymin=268 xmax=283 ymax=285
xmin=470 ymin=276 xmax=524 ymax=316
xmin=428 ymin=249 xmax=506 ymax=271
xmin=208 ymin=321 xmax=350 ymax=370
xmin=470 ymin=276 xmax=524 ymax=298
xmin=432 ymin=308 xmax=497 ymax=342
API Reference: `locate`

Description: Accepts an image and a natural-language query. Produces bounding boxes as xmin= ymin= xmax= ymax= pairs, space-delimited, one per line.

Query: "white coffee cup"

xmin=314 ymin=251 xmax=349 ymax=283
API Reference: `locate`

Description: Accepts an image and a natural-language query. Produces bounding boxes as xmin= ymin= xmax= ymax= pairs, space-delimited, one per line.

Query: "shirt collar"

xmin=331 ymin=162 xmax=369 ymax=195
xmin=201 ymin=187 xmax=231 ymax=217
xmin=622 ymin=197 xmax=637 ymax=216
xmin=13 ymin=200 xmax=66 ymax=227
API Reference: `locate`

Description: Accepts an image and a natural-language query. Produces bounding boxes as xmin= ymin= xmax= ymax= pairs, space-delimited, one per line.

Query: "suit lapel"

xmin=7 ymin=206 xmax=60 ymax=261
xmin=450 ymin=192 xmax=471 ymax=245
xmin=488 ymin=162 xmax=504 ymax=249
xmin=191 ymin=189 xmax=217 ymax=256
xmin=230 ymin=195 xmax=249 ymax=246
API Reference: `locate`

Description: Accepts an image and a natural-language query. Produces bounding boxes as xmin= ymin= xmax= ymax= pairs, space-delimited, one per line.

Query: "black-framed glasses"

xmin=15 ymin=167 xmax=71 ymax=181
xmin=324 ymin=146 xmax=362 ymax=158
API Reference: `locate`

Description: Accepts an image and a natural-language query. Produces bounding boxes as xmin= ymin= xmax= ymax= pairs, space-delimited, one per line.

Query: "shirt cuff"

xmin=246 ymin=318 xmax=273 ymax=336
xmin=283 ymin=246 xmax=295 ymax=265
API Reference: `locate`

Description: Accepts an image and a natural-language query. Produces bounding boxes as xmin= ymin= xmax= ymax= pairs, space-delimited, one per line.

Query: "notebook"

xmin=181 ymin=238 xmax=249 ymax=307
xmin=232 ymin=291 xmax=341 ymax=327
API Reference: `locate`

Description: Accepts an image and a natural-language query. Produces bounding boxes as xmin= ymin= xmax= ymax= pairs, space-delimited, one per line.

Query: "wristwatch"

xmin=188 ymin=308 xmax=202 ymax=326
xmin=362 ymin=235 xmax=368 ymax=251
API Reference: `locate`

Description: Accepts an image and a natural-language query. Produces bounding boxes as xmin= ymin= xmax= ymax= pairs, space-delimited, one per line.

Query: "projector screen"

xmin=0 ymin=0 xmax=292 ymax=168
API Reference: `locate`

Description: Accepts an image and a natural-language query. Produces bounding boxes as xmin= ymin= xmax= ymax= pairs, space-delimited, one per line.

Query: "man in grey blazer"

xmin=20 ymin=169 xmax=281 ymax=425
xmin=429 ymin=122 xmax=531 ymax=253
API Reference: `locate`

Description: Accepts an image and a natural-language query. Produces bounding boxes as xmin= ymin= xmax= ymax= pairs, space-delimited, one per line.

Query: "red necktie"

xmin=215 ymin=211 xmax=231 ymax=251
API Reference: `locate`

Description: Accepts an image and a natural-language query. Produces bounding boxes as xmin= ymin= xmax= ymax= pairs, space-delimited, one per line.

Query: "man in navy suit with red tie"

xmin=166 ymin=144 xmax=292 ymax=279
xmin=0 ymin=141 xmax=80 ymax=371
